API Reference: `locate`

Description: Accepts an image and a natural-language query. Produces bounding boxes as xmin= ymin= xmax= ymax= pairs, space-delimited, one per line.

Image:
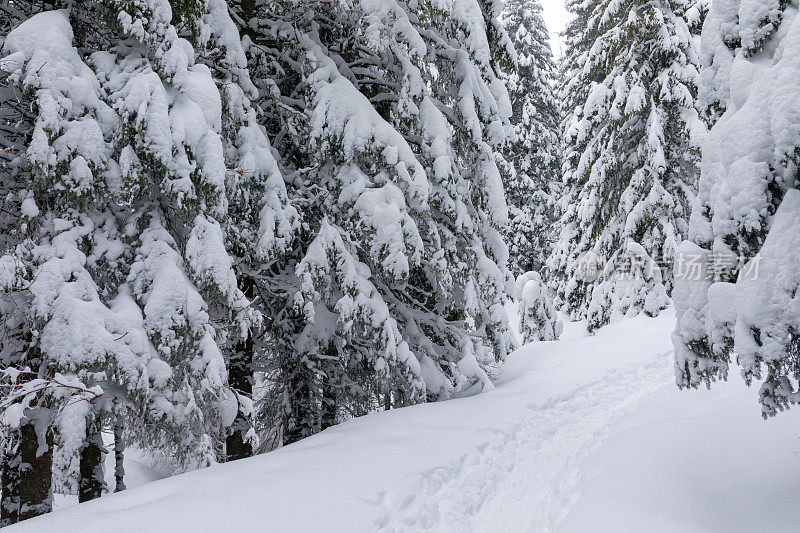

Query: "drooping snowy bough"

xmin=673 ymin=0 xmax=800 ymax=418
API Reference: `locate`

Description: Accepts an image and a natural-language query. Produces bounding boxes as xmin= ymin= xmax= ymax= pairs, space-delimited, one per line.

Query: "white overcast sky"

xmin=539 ymin=0 xmax=570 ymax=59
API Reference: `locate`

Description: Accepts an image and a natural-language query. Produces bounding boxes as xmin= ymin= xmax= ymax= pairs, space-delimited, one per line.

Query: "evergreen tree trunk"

xmin=283 ymin=360 xmax=314 ymax=446
xmin=226 ymin=276 xmax=256 ymax=462
xmin=18 ymin=418 xmax=52 ymax=521
xmin=395 ymin=389 xmax=405 ymax=409
xmin=113 ymin=416 xmax=125 ymax=493
xmin=240 ymin=0 xmax=256 ymax=20
xmin=226 ymin=334 xmax=255 ymax=461
xmin=78 ymin=421 xmax=105 ymax=503
xmin=383 ymin=393 xmax=391 ymax=411
xmin=320 ymin=372 xmax=337 ymax=432
xmin=1 ymin=428 xmax=21 ymax=526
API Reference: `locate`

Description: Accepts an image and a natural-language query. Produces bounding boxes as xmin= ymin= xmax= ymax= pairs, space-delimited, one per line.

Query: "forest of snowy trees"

xmin=0 ymin=0 xmax=797 ymax=526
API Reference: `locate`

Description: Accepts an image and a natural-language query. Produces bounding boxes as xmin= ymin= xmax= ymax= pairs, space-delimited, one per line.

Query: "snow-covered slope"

xmin=561 ymin=377 xmax=800 ymax=532
xmin=11 ymin=310 xmax=800 ymax=532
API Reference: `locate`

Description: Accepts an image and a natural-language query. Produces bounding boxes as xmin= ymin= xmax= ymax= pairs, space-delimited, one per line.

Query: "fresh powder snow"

xmin=9 ymin=310 xmax=800 ymax=532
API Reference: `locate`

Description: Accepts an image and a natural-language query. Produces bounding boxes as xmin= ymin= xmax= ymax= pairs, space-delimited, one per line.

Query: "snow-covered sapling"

xmin=516 ymin=272 xmax=562 ymax=343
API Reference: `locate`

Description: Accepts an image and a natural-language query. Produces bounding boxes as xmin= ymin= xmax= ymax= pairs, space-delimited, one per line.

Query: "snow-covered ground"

xmin=52 ymin=438 xmax=170 ymax=512
xmin=12 ymin=310 xmax=800 ymax=532
xmin=561 ymin=378 xmax=800 ymax=532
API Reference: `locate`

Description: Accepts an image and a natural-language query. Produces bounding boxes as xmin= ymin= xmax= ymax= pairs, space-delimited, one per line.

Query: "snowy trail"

xmin=376 ymin=352 xmax=674 ymax=532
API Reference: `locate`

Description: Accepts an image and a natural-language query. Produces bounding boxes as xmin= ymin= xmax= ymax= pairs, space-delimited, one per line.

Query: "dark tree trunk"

xmin=320 ymin=372 xmax=337 ymax=431
xmin=283 ymin=359 xmax=315 ymax=446
xmin=1 ymin=427 xmax=21 ymax=526
xmin=226 ymin=333 xmax=255 ymax=462
xmin=383 ymin=393 xmax=392 ymax=411
xmin=113 ymin=416 xmax=125 ymax=493
xmin=18 ymin=418 xmax=52 ymax=521
xmin=240 ymin=0 xmax=256 ymax=19
xmin=395 ymin=389 xmax=406 ymax=409
xmin=78 ymin=422 xmax=106 ymax=503
xmin=319 ymin=342 xmax=339 ymax=432
xmin=226 ymin=276 xmax=256 ymax=462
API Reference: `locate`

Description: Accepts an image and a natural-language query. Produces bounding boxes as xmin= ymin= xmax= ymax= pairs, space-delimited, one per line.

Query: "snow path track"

xmin=375 ymin=351 xmax=674 ymax=532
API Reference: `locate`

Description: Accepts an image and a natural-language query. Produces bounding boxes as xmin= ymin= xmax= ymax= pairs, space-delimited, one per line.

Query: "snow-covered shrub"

xmin=516 ymin=272 xmax=562 ymax=343
xmin=586 ymin=242 xmax=670 ymax=332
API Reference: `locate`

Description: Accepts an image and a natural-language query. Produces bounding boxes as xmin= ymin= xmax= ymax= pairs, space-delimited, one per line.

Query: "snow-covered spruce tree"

xmin=548 ymin=0 xmax=702 ymax=332
xmin=0 ymin=0 xmax=271 ymax=516
xmin=501 ymin=0 xmax=562 ymax=275
xmin=0 ymin=4 xmax=115 ymax=517
xmin=195 ymin=0 xmax=299 ymax=461
xmin=232 ymin=0 xmax=516 ymax=443
xmin=339 ymin=0 xmax=516 ymax=399
xmin=83 ymin=0 xmax=266 ymax=469
xmin=236 ymin=3 xmax=429 ymax=444
xmin=673 ymin=0 xmax=800 ymax=418
xmin=515 ymin=271 xmax=562 ymax=342
xmin=0 ymin=2 xmax=73 ymax=522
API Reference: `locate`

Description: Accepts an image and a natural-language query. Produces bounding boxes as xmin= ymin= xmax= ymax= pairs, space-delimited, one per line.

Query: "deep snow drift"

xmin=11 ymin=310 xmax=800 ymax=532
